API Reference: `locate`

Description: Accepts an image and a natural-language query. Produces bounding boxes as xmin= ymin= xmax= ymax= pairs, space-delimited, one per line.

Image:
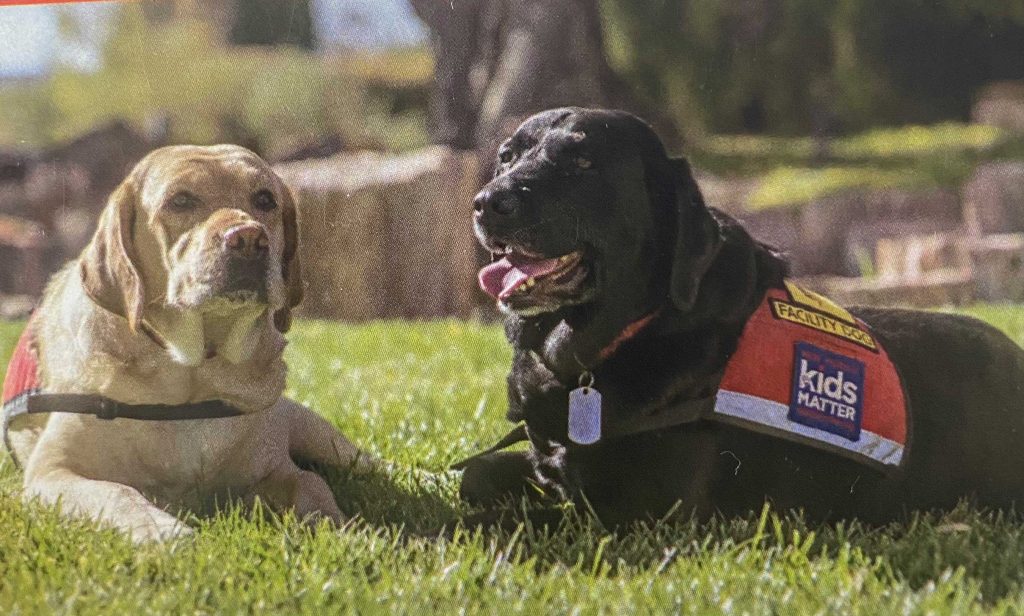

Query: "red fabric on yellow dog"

xmin=713 ymin=282 xmax=909 ymax=470
xmin=1 ymin=321 xmax=40 ymax=418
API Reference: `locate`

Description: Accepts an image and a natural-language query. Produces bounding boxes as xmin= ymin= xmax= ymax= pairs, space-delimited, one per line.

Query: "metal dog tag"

xmin=568 ymin=386 xmax=602 ymax=445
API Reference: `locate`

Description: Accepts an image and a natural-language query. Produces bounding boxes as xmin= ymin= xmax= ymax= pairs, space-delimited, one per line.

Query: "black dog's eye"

xmin=575 ymin=156 xmax=593 ymax=170
xmin=168 ymin=191 xmax=200 ymax=211
xmin=252 ymin=189 xmax=277 ymax=212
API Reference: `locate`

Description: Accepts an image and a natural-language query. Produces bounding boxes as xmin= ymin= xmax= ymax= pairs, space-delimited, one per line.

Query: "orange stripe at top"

xmin=0 ymin=0 xmax=129 ymax=6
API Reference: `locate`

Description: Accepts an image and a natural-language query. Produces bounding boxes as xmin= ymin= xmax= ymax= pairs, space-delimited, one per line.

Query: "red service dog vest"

xmin=1 ymin=321 xmax=40 ymax=423
xmin=712 ymin=281 xmax=908 ymax=470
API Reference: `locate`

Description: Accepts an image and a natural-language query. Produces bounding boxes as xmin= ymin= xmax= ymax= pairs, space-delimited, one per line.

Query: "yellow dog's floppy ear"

xmin=80 ymin=180 xmax=145 ymax=332
xmin=273 ymin=185 xmax=304 ymax=333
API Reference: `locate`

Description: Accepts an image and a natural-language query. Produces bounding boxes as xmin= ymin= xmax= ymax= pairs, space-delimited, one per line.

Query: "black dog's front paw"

xmin=459 ymin=450 xmax=538 ymax=506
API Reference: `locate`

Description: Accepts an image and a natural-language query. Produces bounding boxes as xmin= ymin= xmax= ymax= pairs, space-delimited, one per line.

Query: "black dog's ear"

xmin=662 ymin=157 xmax=723 ymax=311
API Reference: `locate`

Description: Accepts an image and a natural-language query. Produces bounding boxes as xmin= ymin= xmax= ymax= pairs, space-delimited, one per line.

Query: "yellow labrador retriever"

xmin=1 ymin=145 xmax=370 ymax=542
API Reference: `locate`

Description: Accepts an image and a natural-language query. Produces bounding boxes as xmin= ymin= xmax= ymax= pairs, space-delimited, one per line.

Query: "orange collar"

xmin=597 ymin=308 xmax=663 ymax=362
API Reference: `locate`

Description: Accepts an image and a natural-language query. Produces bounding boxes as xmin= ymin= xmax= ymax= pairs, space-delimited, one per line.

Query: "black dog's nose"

xmin=473 ymin=186 xmax=520 ymax=216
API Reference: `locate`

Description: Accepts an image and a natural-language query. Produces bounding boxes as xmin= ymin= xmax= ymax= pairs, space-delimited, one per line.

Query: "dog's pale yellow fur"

xmin=9 ymin=145 xmax=370 ymax=542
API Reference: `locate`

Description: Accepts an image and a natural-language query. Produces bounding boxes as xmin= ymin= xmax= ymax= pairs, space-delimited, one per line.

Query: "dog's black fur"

xmin=464 ymin=107 xmax=1024 ymax=527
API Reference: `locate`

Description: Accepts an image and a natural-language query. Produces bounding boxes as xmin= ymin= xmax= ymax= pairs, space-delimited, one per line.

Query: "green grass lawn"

xmin=5 ymin=309 xmax=1024 ymax=613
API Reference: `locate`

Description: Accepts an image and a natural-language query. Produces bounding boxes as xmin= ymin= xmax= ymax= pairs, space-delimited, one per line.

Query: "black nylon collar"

xmin=2 ymin=392 xmax=247 ymax=469
xmin=23 ymin=393 xmax=246 ymax=421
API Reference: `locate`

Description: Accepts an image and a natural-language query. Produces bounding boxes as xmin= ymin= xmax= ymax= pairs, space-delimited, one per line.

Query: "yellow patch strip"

xmin=771 ymin=300 xmax=877 ymax=351
xmin=783 ymin=280 xmax=856 ymax=325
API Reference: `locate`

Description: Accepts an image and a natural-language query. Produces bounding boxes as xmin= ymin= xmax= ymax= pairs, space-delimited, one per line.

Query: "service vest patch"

xmin=713 ymin=281 xmax=909 ymax=470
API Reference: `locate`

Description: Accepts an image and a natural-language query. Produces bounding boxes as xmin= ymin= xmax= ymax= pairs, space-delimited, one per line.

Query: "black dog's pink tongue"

xmin=478 ymin=254 xmax=564 ymax=300
xmin=478 ymin=258 xmax=515 ymax=299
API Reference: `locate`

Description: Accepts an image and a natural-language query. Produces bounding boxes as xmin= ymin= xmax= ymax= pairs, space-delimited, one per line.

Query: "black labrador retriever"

xmin=461 ymin=106 xmax=1024 ymax=528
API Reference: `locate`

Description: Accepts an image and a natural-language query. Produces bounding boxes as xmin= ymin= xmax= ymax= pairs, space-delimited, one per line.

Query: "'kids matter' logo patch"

xmin=788 ymin=342 xmax=865 ymax=441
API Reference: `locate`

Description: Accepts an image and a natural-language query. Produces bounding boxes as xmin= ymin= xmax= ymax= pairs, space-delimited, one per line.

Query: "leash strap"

xmin=449 ymin=423 xmax=529 ymax=470
xmin=449 ymin=394 xmax=716 ymax=471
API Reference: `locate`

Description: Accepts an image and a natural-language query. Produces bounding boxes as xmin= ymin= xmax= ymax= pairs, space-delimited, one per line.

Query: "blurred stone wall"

xmin=0 ymin=127 xmax=486 ymax=321
xmin=0 ymin=121 xmax=154 ymax=314
xmin=275 ymin=146 xmax=482 ymax=321
xmin=7 ymin=93 xmax=1024 ymax=317
xmin=714 ymin=188 xmax=962 ymax=278
xmin=700 ymin=147 xmax=1024 ymax=307
xmin=973 ymin=82 xmax=1024 ymax=136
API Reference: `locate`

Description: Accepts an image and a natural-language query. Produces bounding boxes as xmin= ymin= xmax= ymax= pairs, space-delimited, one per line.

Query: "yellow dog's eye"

xmin=169 ymin=191 xmax=200 ymax=210
xmin=252 ymin=189 xmax=277 ymax=212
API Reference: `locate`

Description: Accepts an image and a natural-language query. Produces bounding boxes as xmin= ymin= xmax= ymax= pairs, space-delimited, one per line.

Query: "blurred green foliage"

xmin=1 ymin=0 xmax=1021 ymax=209
xmin=601 ymin=0 xmax=1024 ymax=136
xmin=833 ymin=124 xmax=1006 ymax=160
xmin=747 ymin=166 xmax=931 ymax=210
xmin=0 ymin=7 xmax=431 ymax=153
xmin=692 ymin=122 xmax=1024 ymax=209
xmin=702 ymin=123 xmax=1005 ymax=164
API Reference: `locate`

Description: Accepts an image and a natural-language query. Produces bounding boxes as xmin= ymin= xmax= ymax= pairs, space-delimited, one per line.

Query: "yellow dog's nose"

xmin=223 ymin=224 xmax=268 ymax=259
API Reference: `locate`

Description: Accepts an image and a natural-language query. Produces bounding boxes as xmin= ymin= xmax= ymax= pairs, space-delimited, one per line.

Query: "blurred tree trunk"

xmin=228 ymin=0 xmax=316 ymax=49
xmin=410 ymin=0 xmax=675 ymax=154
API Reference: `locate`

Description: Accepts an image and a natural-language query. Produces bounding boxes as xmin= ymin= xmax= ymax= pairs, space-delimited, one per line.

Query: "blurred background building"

xmin=2 ymin=0 xmax=1024 ymax=319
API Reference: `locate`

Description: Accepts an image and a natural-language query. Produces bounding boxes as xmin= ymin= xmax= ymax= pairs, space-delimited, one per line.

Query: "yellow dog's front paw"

xmin=128 ymin=517 xmax=195 ymax=544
